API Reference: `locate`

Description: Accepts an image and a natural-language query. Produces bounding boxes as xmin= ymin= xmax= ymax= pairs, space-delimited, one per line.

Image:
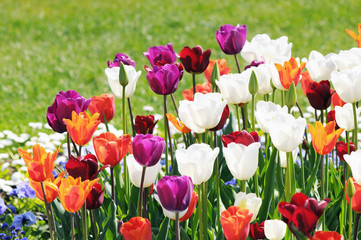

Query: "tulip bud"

xmin=248 ymin=71 xmax=259 ymax=96
xmin=210 ymin=61 xmax=220 ymax=89
xmin=118 ymin=62 xmax=129 ymax=87
xmin=285 ymin=82 xmax=297 ymax=109
xmin=347 ymin=177 xmax=356 ymax=198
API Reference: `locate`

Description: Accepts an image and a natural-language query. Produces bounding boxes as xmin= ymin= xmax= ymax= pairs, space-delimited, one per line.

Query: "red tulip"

xmin=86 ymin=183 xmax=105 ymax=210
xmin=88 ymin=93 xmax=115 ymax=123
xmin=336 ymin=141 xmax=355 ymax=162
xmin=134 ymin=115 xmax=159 ymax=134
xmin=221 ymin=206 xmax=253 ymax=240
xmin=312 ymin=231 xmax=344 ymax=240
xmin=210 ymin=105 xmax=230 ymax=131
xmin=278 ymin=193 xmax=330 ymax=238
xmin=221 ymin=130 xmax=259 ymax=147
xmin=331 ymin=89 xmax=346 ymax=108
xmin=179 ymin=45 xmax=211 ymax=74
xmin=65 ymin=154 xmax=99 ymax=181
xmin=306 ymin=81 xmax=332 ymax=110
xmin=250 ymin=221 xmax=266 ymax=240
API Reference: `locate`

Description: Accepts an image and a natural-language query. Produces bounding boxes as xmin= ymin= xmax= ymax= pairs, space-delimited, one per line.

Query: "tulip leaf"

xmin=220 ymin=179 xmax=235 ymax=208
xmin=51 ymin=199 xmax=71 ymax=238
xmin=305 ymin=154 xmax=321 ymax=195
xmin=326 ymin=188 xmax=343 ymax=231
xmin=180 ymin=227 xmax=191 ymax=240
xmin=156 ymin=217 xmax=170 ymax=240
xmin=258 ymin=148 xmax=278 ymax=222
xmin=210 ymin=61 xmax=220 ymax=91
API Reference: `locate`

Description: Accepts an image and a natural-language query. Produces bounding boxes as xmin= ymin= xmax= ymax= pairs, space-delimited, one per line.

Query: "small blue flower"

xmin=0 ymin=198 xmax=7 ymax=215
xmin=21 ymin=238 xmax=28 ymax=240
xmin=52 ymin=169 xmax=59 ymax=179
xmin=224 ymin=179 xmax=237 ymax=186
xmin=0 ymin=233 xmax=6 ymax=239
xmin=10 ymin=231 xmax=17 ymax=237
xmin=1 ymin=223 xmax=8 ymax=230
xmin=13 ymin=182 xmax=35 ymax=199
xmin=12 ymin=212 xmax=37 ymax=228
xmin=15 ymin=227 xmax=21 ymax=233
xmin=10 ymin=226 xmax=15 ymax=231
xmin=7 ymin=204 xmax=16 ymax=213
xmin=20 ymin=231 xmax=26 ymax=235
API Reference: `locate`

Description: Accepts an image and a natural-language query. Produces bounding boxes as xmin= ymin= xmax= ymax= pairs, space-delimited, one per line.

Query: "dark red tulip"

xmin=210 ymin=105 xmax=229 ymax=131
xmin=179 ymin=46 xmax=211 ymax=74
xmin=306 ymin=80 xmax=331 ymax=110
xmin=327 ymin=110 xmax=340 ymax=129
xmin=221 ymin=130 xmax=258 ymax=147
xmin=336 ymin=141 xmax=355 ymax=162
xmin=250 ymin=221 xmax=266 ymax=240
xmin=86 ymin=183 xmax=105 ymax=210
xmin=65 ymin=154 xmax=99 ymax=181
xmin=134 ymin=115 xmax=159 ymax=134
xmin=278 ymin=193 xmax=330 ymax=238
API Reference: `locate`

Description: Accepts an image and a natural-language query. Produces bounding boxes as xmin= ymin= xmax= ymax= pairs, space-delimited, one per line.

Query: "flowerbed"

xmin=1 ymin=23 xmax=361 ymax=240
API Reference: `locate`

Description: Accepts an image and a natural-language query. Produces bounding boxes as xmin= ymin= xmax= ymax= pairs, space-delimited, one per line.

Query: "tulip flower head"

xmin=58 ymin=176 xmax=99 ymax=213
xmin=221 ymin=130 xmax=259 ymax=148
xmin=250 ymin=221 xmax=266 ymax=240
xmin=156 ymin=175 xmax=194 ymax=212
xmin=182 ymin=82 xmax=212 ymax=101
xmin=255 ymin=101 xmax=288 ymax=134
xmin=134 ymin=115 xmax=158 ymax=134
xmin=274 ymin=57 xmax=306 ymax=90
xmin=18 ymin=144 xmax=59 ymax=182
xmin=93 ymin=132 xmax=131 ymax=167
xmin=305 ymin=50 xmax=336 ymax=82
xmin=29 ymin=171 xmax=66 ymax=203
xmin=234 ymin=192 xmax=262 ymax=222
xmin=86 ymin=183 xmax=105 ymax=210
xmin=312 ymin=231 xmax=344 ymax=240
xmin=105 ymin=65 xmax=141 ymax=99
xmin=216 ymin=24 xmax=247 ymax=55
xmin=179 ymin=191 xmax=198 ymax=222
xmin=144 ymin=43 xmax=177 ymax=66
xmin=88 ymin=93 xmax=115 ymax=123
xmin=336 ymin=141 xmax=355 ymax=162
xmin=145 ymin=63 xmax=182 ymax=95
xmin=107 ymin=52 xmax=136 ymax=68
xmin=331 ymin=66 xmax=361 ymax=103
xmin=204 ymin=59 xmax=231 ymax=83
xmin=344 ymin=150 xmax=361 ymax=185
xmin=344 ymin=177 xmax=361 ymax=213
xmin=179 ymin=92 xmax=227 ymax=133
xmin=335 ymin=103 xmax=361 ymax=131
xmin=166 ymin=113 xmax=191 ymax=133
xmin=308 ymin=121 xmax=344 ymax=155
xmin=65 ymin=154 xmax=100 ymax=181
xmin=264 ymin=220 xmax=287 ymax=240
xmin=63 ymin=111 xmax=101 ymax=146
xmin=179 ymin=45 xmax=211 ymax=74
xmin=126 ymin=154 xmax=161 ymax=188
xmin=305 ymin=80 xmax=332 ymax=110
xmin=47 ymin=90 xmax=92 ymax=133
xmin=216 ymin=72 xmax=252 ymax=104
xmin=221 ymin=206 xmax=253 ymax=240
xmin=132 ymin=134 xmax=165 ymax=167
xmin=175 ymin=143 xmax=219 ymax=185
xmin=346 ymin=23 xmax=361 ymax=48
xmin=331 ymin=89 xmax=346 ymax=108
xmin=209 ymin=105 xmax=230 ymax=131
xmin=120 ymin=217 xmax=152 ymax=240
xmin=278 ymin=193 xmax=330 ymax=238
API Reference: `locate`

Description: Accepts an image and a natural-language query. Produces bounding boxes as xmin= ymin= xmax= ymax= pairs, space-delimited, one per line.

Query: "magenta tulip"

xmin=146 ymin=64 xmax=182 ymax=95
xmin=132 ymin=134 xmax=166 ymax=167
xmin=216 ymin=24 xmax=247 ymax=55
xmin=144 ymin=43 xmax=177 ymax=66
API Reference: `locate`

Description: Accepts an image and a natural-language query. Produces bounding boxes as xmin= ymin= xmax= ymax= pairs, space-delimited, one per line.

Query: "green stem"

xmin=67 ymin=132 xmax=71 ymax=158
xmin=198 ymin=185 xmax=203 ymax=240
xmin=354 ymin=213 xmax=361 ymax=240
xmin=281 ymin=90 xmax=285 ymax=106
xmin=164 ymin=95 xmax=175 ymax=173
xmin=102 ymin=111 xmax=110 ymax=132
xmin=82 ymin=203 xmax=87 ymax=240
xmin=214 ymin=133 xmax=221 ymax=232
xmin=353 ymin=102 xmax=358 ymax=150
xmin=320 ymin=154 xmax=325 ymax=200
xmin=299 ymin=145 xmax=305 ymax=190
xmin=192 ymin=74 xmax=196 ymax=97
xmin=175 ymin=212 xmax=180 ymax=240
xmin=242 ymin=104 xmax=249 ymax=130
xmin=234 ymin=54 xmax=241 ymax=73
xmin=285 ymin=152 xmax=294 ymax=202
xmin=254 ymin=170 xmax=259 ymax=197
xmin=202 ymin=182 xmax=208 ymax=240
xmin=127 ymin=98 xmax=136 ymax=137
xmin=164 ymin=95 xmax=169 ymax=175
xmin=90 ymin=210 xmax=98 ymax=240
xmin=235 ymin=104 xmax=241 ymax=131
xmin=138 ymin=166 xmax=147 ymax=217
xmin=349 ymin=197 xmax=353 ymax=240
xmin=240 ymin=180 xmax=246 ymax=192
xmin=251 ymin=95 xmax=255 ymax=132
xmin=110 ymin=167 xmax=115 ymax=201
xmin=122 ymin=88 xmax=129 ymax=200
xmin=170 ymin=94 xmax=179 ymax=116
xmin=41 ymin=182 xmax=54 ymax=240
xmin=71 ymin=213 xmax=75 ymax=240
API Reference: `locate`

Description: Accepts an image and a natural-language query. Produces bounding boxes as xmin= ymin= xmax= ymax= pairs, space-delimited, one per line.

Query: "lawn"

xmin=0 ymin=0 xmax=360 ymax=133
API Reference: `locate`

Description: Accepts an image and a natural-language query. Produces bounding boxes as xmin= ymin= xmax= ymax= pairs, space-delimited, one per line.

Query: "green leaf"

xmin=156 ymin=217 xmax=170 ymax=240
xmin=305 ymin=154 xmax=321 ymax=195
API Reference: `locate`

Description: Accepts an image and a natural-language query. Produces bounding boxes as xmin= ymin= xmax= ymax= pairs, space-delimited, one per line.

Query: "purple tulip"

xmin=146 ymin=64 xmax=182 ymax=95
xmin=156 ymin=175 xmax=194 ymax=212
xmin=46 ymin=90 xmax=91 ymax=133
xmin=107 ymin=53 xmax=136 ymax=68
xmin=132 ymin=134 xmax=166 ymax=167
xmin=144 ymin=43 xmax=178 ymax=66
xmin=216 ymin=24 xmax=247 ymax=55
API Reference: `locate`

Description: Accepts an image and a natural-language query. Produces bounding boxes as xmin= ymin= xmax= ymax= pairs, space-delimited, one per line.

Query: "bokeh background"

xmin=1 ymin=0 xmax=360 ymax=132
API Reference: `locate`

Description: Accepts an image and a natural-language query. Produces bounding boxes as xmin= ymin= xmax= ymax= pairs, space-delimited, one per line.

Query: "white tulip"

xmin=126 ymin=154 xmax=161 ymax=188
xmin=223 ymin=142 xmax=260 ymax=180
xmin=105 ymin=65 xmax=141 ymax=99
xmin=279 ymin=148 xmax=299 ymax=168
xmin=255 ymin=101 xmax=288 ymax=133
xmin=329 ymin=48 xmax=361 ymax=71
xmin=305 ymin=50 xmax=336 ymax=82
xmin=331 ymin=66 xmax=361 ymax=103
xmin=234 ymin=192 xmax=262 ymax=222
xmin=247 ymin=63 xmax=278 ymax=95
xmin=345 ymin=150 xmax=361 ymax=185
xmin=176 ymin=143 xmax=219 ymax=185
xmin=216 ymin=72 xmax=252 ymax=104
xmin=241 ymin=34 xmax=292 ymax=64
xmin=179 ymin=93 xmax=227 ymax=133
xmin=264 ymin=220 xmax=287 ymax=240
xmin=268 ymin=113 xmax=306 ymax=152
xmin=335 ymin=103 xmax=361 ymax=131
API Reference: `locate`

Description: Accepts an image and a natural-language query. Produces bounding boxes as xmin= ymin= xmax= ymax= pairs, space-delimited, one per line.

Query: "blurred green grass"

xmin=0 ymin=0 xmax=360 ymax=133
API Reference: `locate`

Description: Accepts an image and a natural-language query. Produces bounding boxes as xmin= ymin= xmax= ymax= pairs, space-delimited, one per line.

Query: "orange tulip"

xmin=93 ymin=132 xmax=131 ymax=167
xmin=221 ymin=206 xmax=253 ymax=240
xmin=275 ymin=57 xmax=306 ymax=90
xmin=345 ymin=178 xmax=361 ymax=213
xmin=179 ymin=191 xmax=198 ymax=222
xmin=58 ymin=176 xmax=99 ymax=213
xmin=166 ymin=113 xmax=191 ymax=133
xmin=63 ymin=111 xmax=100 ymax=146
xmin=308 ymin=121 xmax=344 ymax=155
xmin=346 ymin=24 xmax=361 ymax=48
xmin=88 ymin=93 xmax=115 ymax=123
xmin=29 ymin=171 xmax=66 ymax=202
xmin=182 ymin=82 xmax=212 ymax=101
xmin=204 ymin=59 xmax=231 ymax=83
xmin=331 ymin=88 xmax=346 ymax=108
xmin=18 ymin=144 xmax=59 ymax=182
xmin=120 ymin=217 xmax=151 ymax=240
xmin=300 ymin=71 xmax=313 ymax=96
